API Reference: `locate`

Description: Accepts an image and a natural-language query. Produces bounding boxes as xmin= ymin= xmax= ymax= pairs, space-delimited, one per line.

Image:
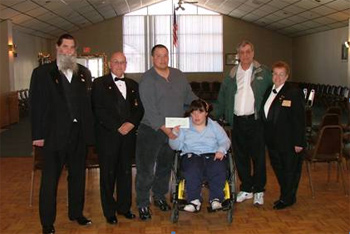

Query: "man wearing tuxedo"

xmin=91 ymin=52 xmax=144 ymax=224
xmin=30 ymin=34 xmax=95 ymax=234
xmin=262 ymin=61 xmax=306 ymax=210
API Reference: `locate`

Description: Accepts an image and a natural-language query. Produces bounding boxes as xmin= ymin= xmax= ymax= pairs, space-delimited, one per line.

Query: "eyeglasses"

xmin=272 ymin=72 xmax=286 ymax=78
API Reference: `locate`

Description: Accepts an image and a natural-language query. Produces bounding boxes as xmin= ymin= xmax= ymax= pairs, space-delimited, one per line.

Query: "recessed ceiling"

xmin=0 ymin=0 xmax=349 ymax=39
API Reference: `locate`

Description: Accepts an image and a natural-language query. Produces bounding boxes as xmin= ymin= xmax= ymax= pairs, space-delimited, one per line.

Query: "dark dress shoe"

xmin=273 ymin=201 xmax=292 ymax=210
xmin=118 ymin=211 xmax=136 ymax=219
xmin=69 ymin=216 xmax=92 ymax=225
xmin=154 ymin=199 xmax=171 ymax=211
xmin=138 ymin=207 xmax=151 ymax=221
xmin=106 ymin=216 xmax=118 ymax=224
xmin=273 ymin=199 xmax=281 ymax=206
xmin=274 ymin=196 xmax=296 ymax=206
xmin=42 ymin=225 xmax=55 ymax=234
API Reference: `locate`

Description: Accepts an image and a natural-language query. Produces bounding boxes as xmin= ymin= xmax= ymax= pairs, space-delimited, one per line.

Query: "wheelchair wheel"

xmin=170 ymin=204 xmax=179 ymax=223
xmin=227 ymin=207 xmax=233 ymax=224
xmin=227 ymin=199 xmax=234 ymax=223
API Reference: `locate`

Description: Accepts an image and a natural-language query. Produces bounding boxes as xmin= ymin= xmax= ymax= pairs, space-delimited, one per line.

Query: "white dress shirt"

xmin=62 ymin=69 xmax=73 ymax=83
xmin=264 ymin=83 xmax=284 ymax=118
xmin=234 ymin=63 xmax=255 ymax=116
xmin=111 ymin=73 xmax=126 ymax=99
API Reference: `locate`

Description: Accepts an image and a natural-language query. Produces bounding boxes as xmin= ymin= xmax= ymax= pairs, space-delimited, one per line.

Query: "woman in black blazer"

xmin=262 ymin=61 xmax=306 ymax=210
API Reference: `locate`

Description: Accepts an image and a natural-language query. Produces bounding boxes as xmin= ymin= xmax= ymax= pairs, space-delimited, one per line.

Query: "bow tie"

xmin=114 ymin=77 xmax=125 ymax=82
xmin=272 ymin=89 xmax=277 ymax=94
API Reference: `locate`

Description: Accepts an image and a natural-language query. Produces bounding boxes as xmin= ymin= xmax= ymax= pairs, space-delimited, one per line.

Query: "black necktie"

xmin=272 ymin=89 xmax=277 ymax=94
xmin=114 ymin=77 xmax=125 ymax=82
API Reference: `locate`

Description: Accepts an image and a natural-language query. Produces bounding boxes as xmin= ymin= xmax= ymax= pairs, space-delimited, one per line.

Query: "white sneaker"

xmin=236 ymin=191 xmax=253 ymax=203
xmin=253 ymin=192 xmax=264 ymax=205
xmin=210 ymin=198 xmax=222 ymax=210
xmin=183 ymin=199 xmax=201 ymax=212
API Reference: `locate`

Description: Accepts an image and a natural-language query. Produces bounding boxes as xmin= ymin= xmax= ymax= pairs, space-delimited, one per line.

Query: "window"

xmin=123 ymin=0 xmax=222 ymax=73
xmin=77 ymin=55 xmax=105 ymax=80
xmin=176 ymin=16 xmax=222 ymax=72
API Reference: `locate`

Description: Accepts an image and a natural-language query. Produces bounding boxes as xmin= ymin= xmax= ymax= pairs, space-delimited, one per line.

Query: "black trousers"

xmin=232 ymin=115 xmax=266 ymax=193
xmin=268 ymin=149 xmax=303 ymax=204
xmin=39 ymin=123 xmax=86 ymax=226
xmin=135 ymin=124 xmax=174 ymax=208
xmin=98 ymin=132 xmax=135 ymax=218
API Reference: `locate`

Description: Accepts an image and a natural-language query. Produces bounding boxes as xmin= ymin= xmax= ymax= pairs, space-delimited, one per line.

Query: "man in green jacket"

xmin=214 ymin=40 xmax=272 ymax=206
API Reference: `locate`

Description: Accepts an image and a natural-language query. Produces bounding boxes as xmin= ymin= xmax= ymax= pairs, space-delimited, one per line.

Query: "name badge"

xmin=282 ymin=100 xmax=292 ymax=107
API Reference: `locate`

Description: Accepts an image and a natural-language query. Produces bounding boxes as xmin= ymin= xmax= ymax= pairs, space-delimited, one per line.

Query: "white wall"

xmin=292 ymin=26 xmax=349 ymax=86
xmin=13 ymin=30 xmax=50 ymax=90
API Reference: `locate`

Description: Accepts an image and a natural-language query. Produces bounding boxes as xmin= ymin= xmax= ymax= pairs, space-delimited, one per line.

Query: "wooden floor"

xmin=0 ymin=157 xmax=349 ymax=234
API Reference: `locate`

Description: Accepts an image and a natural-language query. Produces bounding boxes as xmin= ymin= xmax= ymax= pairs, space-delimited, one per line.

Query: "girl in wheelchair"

xmin=169 ymin=99 xmax=231 ymax=212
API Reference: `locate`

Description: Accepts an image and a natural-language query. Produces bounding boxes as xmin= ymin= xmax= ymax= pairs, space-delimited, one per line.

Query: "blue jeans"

xmin=135 ymin=124 xmax=175 ymax=208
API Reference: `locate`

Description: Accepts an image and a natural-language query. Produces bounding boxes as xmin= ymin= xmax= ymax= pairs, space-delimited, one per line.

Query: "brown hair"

xmin=185 ymin=99 xmax=212 ymax=125
xmin=236 ymin=40 xmax=254 ymax=53
xmin=56 ymin=34 xmax=76 ymax=47
xmin=272 ymin=61 xmax=290 ymax=76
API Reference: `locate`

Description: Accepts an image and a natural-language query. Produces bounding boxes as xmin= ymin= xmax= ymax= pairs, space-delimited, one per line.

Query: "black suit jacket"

xmin=262 ymin=82 xmax=306 ymax=152
xmin=29 ymin=61 xmax=95 ymax=150
xmin=91 ymin=74 xmax=144 ymax=153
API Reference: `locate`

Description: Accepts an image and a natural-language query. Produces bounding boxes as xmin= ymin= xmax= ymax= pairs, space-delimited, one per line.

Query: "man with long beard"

xmin=30 ymin=34 xmax=95 ymax=234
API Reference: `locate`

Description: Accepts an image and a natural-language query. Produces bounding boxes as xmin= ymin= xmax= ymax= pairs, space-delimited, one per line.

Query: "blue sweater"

xmin=169 ymin=118 xmax=231 ymax=155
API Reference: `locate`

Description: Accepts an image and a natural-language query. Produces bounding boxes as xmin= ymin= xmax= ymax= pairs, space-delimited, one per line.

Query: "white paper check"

xmin=165 ymin=117 xmax=190 ymax=128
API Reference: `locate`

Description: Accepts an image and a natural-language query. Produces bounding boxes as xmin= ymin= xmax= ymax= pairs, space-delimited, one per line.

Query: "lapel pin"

xmin=109 ymin=86 xmax=112 ymax=89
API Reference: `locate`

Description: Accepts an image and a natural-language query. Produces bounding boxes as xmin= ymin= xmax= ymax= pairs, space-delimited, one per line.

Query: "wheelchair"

xmin=170 ymin=150 xmax=237 ymax=223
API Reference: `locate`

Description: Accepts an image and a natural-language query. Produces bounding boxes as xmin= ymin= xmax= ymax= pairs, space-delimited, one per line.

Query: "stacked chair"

xmin=189 ymin=81 xmax=221 ymax=101
xmin=304 ymin=125 xmax=347 ymax=198
xmin=18 ymin=89 xmax=29 ymax=117
xmin=301 ymin=80 xmax=349 ymax=198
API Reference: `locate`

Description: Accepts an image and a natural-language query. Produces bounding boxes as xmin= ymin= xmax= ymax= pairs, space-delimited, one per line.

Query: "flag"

xmin=173 ymin=8 xmax=178 ymax=47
